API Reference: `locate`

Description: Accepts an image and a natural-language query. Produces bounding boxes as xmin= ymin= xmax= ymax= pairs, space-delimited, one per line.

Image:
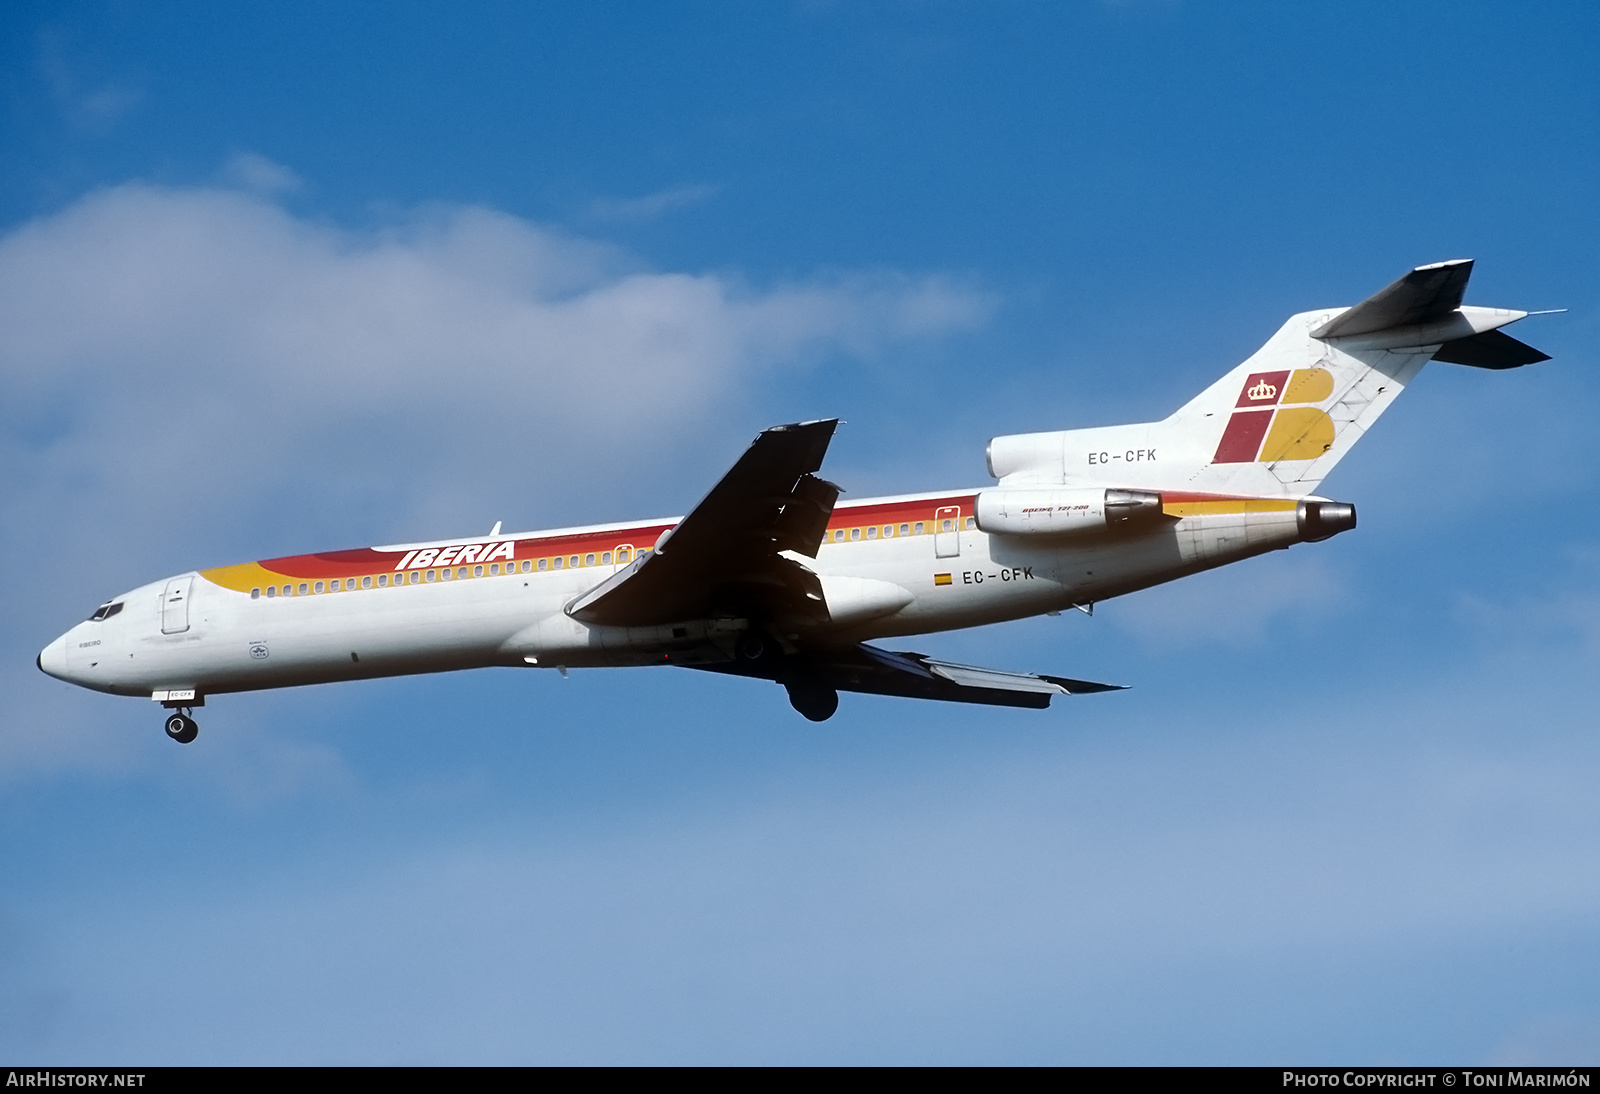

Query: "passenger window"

xmin=441 ymin=569 xmax=452 ymax=581
xmin=867 ymin=527 xmax=877 ymax=539
xmin=965 ymin=517 xmax=976 ymax=530
xmin=458 ymin=567 xmax=467 ymax=579
xmin=618 ymin=547 xmax=631 ymax=562
xmin=298 ymin=583 xmax=308 ymax=596
xmin=409 ymin=572 xmax=420 ymax=584
xmin=914 ymin=522 xmax=925 ymax=535
xmin=883 ymin=526 xmax=893 ymax=537
xmin=521 ymin=560 xmax=532 ymax=573
xmin=539 ymin=559 xmax=549 ymax=571
xmin=942 ymin=519 xmax=953 ymax=532
xmin=552 ymin=557 xmax=562 ymax=570
xmin=833 ymin=529 xmax=844 ymax=543
xmin=602 ymin=551 xmax=612 ymax=565
xmin=251 ymin=588 xmax=260 ymax=599
xmin=283 ymin=585 xmax=292 ymax=597
xmin=363 ymin=576 xmax=372 ymax=589
xmin=478 ymin=565 xmax=487 ymax=577
xmin=377 ymin=575 xmax=388 ymax=587
xmin=570 ymin=556 xmax=579 ymax=568
xmin=585 ymin=553 xmax=595 ymax=566
xmin=900 ymin=524 xmax=910 ymax=536
xmin=425 ymin=571 xmax=436 ymax=582
xmin=851 ymin=528 xmax=860 ymax=541
xmin=266 ymin=587 xmax=276 ymax=599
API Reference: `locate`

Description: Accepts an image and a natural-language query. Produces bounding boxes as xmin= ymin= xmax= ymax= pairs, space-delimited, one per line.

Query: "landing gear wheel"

xmin=735 ymin=632 xmax=773 ymax=666
xmin=164 ymin=712 xmax=198 ymax=744
xmin=785 ymin=680 xmax=839 ymax=722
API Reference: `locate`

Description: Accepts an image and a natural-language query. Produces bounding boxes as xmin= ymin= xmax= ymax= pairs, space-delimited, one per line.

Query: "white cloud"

xmin=218 ymin=152 xmax=304 ymax=197
xmin=0 ymin=178 xmax=989 ymax=500
xmin=587 ymin=184 xmax=720 ymax=223
xmin=35 ymin=30 xmax=142 ymax=134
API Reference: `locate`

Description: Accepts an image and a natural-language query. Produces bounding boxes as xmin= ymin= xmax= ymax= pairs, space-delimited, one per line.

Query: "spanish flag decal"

xmin=934 ymin=573 xmax=953 ymax=586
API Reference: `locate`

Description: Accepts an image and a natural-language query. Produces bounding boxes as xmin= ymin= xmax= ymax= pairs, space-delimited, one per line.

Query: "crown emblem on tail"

xmin=1247 ymin=379 xmax=1278 ymax=401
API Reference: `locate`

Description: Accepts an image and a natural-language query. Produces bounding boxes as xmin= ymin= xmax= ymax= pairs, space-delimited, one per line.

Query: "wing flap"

xmin=823 ymin=645 xmax=1126 ymax=708
xmin=696 ymin=642 xmax=1126 ymax=710
xmin=772 ymin=474 xmax=841 ymax=557
xmin=569 ymin=419 xmax=840 ymax=626
xmin=923 ymin=658 xmax=1076 ymax=695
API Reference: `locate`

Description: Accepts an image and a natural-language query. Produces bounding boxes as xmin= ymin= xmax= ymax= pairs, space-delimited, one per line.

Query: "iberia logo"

xmin=1213 ymin=369 xmax=1336 ymax=464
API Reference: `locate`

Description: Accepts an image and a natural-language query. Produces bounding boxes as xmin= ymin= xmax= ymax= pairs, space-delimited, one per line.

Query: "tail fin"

xmin=987 ymin=260 xmax=1551 ymax=496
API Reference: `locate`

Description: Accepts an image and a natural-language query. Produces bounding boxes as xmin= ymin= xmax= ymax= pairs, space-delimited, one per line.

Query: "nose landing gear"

xmin=163 ymin=709 xmax=199 ymax=744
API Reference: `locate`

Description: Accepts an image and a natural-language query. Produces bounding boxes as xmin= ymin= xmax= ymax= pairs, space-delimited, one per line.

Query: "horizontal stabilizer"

xmin=1432 ymin=328 xmax=1550 ymax=369
xmin=1312 ymin=259 xmax=1474 ymax=338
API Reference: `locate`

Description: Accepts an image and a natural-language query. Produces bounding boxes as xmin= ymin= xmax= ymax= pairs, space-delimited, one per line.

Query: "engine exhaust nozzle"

xmin=1297 ymin=500 xmax=1357 ymax=543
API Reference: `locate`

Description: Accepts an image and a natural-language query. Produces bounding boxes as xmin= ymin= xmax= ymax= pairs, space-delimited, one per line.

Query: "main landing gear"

xmin=784 ymin=679 xmax=839 ymax=722
xmin=736 ymin=629 xmax=841 ymax=722
xmin=164 ymin=709 xmax=199 ymax=744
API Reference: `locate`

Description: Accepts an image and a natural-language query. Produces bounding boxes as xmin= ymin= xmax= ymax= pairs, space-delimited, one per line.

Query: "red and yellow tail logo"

xmin=1213 ymin=368 xmax=1336 ymax=464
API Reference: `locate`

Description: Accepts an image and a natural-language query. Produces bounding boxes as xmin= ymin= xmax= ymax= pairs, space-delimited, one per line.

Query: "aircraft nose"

xmin=37 ymin=635 xmax=69 ymax=681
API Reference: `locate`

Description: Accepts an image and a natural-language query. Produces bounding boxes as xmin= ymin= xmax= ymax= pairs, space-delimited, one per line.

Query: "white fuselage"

xmin=38 ymin=487 xmax=1307 ymax=702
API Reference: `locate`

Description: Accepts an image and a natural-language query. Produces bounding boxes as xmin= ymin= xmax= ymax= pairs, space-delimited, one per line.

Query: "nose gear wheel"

xmin=163 ymin=709 xmax=199 ymax=744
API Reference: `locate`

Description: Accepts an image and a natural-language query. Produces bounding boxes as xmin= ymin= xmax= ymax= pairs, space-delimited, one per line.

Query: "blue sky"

xmin=4 ymin=0 xmax=1599 ymax=1065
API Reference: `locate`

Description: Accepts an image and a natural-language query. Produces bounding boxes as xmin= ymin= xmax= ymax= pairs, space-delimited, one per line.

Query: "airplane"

xmin=37 ymin=260 xmax=1552 ymax=743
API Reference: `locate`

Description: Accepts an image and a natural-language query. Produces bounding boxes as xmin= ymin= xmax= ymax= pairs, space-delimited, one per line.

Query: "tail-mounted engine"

xmin=974 ymin=487 xmax=1166 ymax=537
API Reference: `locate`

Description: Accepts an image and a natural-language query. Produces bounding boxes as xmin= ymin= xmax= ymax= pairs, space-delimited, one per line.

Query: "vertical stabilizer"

xmin=986 ymin=261 xmax=1549 ymax=497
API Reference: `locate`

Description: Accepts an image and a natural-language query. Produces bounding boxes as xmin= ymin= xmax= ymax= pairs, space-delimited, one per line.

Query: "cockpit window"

xmin=87 ymin=601 xmax=124 ymax=622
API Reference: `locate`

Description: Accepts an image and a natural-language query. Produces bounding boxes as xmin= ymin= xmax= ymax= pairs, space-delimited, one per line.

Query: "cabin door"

xmin=934 ymin=506 xmax=962 ymax=558
xmin=161 ymin=576 xmax=193 ymax=634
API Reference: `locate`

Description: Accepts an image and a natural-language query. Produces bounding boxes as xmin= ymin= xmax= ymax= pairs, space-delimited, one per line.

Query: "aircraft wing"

xmin=698 ymin=642 xmax=1126 ymax=709
xmin=568 ymin=419 xmax=842 ymax=627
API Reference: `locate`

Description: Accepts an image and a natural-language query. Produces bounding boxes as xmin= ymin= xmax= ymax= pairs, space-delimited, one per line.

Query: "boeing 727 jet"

xmin=38 ymin=260 xmax=1551 ymax=742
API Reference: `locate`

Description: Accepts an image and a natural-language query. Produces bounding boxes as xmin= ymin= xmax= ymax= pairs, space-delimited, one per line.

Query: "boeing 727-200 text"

xmin=38 ymin=260 xmax=1552 ymax=742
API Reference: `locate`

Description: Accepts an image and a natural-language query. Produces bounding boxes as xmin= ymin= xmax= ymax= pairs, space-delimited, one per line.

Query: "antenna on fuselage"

xmin=489 ymin=521 xmax=502 ymax=537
